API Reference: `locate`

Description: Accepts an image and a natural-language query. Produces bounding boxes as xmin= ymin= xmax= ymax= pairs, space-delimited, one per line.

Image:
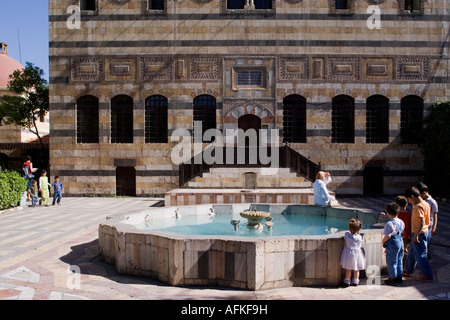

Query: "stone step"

xmin=186 ymin=167 xmax=312 ymax=189
xmin=208 ymin=167 xmax=294 ymax=175
xmin=165 ymin=188 xmax=316 ymax=206
xmin=187 ymin=180 xmax=312 ymax=188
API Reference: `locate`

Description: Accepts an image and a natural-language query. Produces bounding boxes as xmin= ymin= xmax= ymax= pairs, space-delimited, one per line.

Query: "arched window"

xmin=111 ymin=95 xmax=133 ymax=144
xmin=145 ymin=95 xmax=168 ymax=143
xmin=283 ymin=95 xmax=307 ymax=143
xmin=332 ymin=95 xmax=355 ymax=143
xmin=366 ymin=95 xmax=389 ymax=143
xmin=76 ymin=95 xmax=99 ymax=143
xmin=193 ymin=95 xmax=216 ymax=142
xmin=401 ymin=95 xmax=423 ymax=144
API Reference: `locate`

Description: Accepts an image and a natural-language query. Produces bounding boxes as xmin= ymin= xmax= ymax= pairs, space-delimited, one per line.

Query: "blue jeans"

xmin=26 ymin=177 xmax=34 ymax=190
xmin=405 ymin=232 xmax=433 ymax=279
xmin=31 ymin=196 xmax=38 ymax=207
xmin=53 ymin=191 xmax=62 ymax=205
xmin=385 ymin=234 xmax=404 ymax=278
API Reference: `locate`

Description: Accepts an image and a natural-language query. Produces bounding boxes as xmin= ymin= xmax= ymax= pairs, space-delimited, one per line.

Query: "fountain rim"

xmin=100 ymin=203 xmax=383 ymax=242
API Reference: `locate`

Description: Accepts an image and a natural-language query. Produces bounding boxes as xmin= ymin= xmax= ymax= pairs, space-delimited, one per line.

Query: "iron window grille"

xmin=193 ymin=95 xmax=217 ymax=142
xmin=283 ymin=95 xmax=307 ymax=143
xmin=400 ymin=95 xmax=423 ymax=144
xmin=332 ymin=95 xmax=355 ymax=143
xmin=366 ymin=95 xmax=389 ymax=144
xmin=76 ymin=95 xmax=99 ymax=144
xmin=111 ymin=95 xmax=134 ymax=144
xmin=145 ymin=95 xmax=168 ymax=143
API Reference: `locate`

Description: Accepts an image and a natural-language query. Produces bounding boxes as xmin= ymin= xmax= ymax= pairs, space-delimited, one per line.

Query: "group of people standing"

xmin=313 ymin=171 xmax=438 ymax=286
xmin=339 ymin=183 xmax=437 ymax=287
xmin=22 ymin=156 xmax=63 ymax=207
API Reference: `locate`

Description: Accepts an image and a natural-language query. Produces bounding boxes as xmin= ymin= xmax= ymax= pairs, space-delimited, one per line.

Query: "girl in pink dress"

xmin=340 ymin=218 xmax=366 ymax=287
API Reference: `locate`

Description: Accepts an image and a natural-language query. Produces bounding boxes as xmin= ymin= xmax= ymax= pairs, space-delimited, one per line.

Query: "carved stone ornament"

xmin=285 ymin=0 xmax=303 ymax=3
xmin=110 ymin=0 xmax=130 ymax=4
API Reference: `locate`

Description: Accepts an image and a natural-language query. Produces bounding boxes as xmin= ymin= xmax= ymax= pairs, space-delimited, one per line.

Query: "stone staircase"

xmin=186 ymin=167 xmax=312 ymax=189
xmin=165 ymin=167 xmax=316 ymax=206
xmin=167 ymin=146 xmax=320 ymax=206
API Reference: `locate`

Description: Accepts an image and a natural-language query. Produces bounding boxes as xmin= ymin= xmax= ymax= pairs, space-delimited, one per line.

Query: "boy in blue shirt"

xmin=52 ymin=176 xmax=63 ymax=205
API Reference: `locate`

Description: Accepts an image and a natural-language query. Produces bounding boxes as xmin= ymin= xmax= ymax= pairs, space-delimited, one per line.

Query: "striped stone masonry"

xmin=49 ymin=0 xmax=449 ymax=196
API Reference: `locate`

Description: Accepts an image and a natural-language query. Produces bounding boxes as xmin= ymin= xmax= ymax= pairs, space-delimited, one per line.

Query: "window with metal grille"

xmin=193 ymin=95 xmax=216 ymax=142
xmin=236 ymin=70 xmax=264 ymax=88
xmin=255 ymin=0 xmax=272 ymax=9
xmin=80 ymin=0 xmax=96 ymax=11
xmin=366 ymin=95 xmax=389 ymax=144
xmin=145 ymin=95 xmax=168 ymax=143
xmin=400 ymin=95 xmax=423 ymax=144
xmin=332 ymin=95 xmax=355 ymax=143
xmin=111 ymin=95 xmax=133 ymax=144
xmin=405 ymin=0 xmax=421 ymax=11
xmin=227 ymin=0 xmax=245 ymax=9
xmin=227 ymin=0 xmax=272 ymax=9
xmin=335 ymin=0 xmax=351 ymax=10
xmin=77 ymin=95 xmax=99 ymax=144
xmin=148 ymin=0 xmax=164 ymax=10
xmin=283 ymin=95 xmax=307 ymax=143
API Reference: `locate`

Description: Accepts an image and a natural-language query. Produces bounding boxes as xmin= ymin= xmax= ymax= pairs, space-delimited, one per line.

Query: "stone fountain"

xmin=240 ymin=210 xmax=270 ymax=229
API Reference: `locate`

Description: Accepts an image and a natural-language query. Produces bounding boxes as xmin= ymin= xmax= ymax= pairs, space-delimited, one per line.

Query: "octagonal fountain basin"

xmin=99 ymin=204 xmax=386 ymax=291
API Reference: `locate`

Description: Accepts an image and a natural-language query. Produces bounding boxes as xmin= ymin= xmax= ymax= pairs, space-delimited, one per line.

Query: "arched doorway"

xmin=238 ymin=114 xmax=261 ymax=165
xmin=238 ymin=114 xmax=261 ymax=146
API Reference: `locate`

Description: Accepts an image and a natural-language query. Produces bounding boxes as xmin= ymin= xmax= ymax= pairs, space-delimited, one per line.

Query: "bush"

xmin=0 ymin=170 xmax=27 ymax=210
xmin=421 ymin=100 xmax=450 ymax=198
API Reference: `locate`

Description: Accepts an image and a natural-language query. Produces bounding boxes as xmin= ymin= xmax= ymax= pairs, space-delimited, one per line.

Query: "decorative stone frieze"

xmin=279 ymin=57 xmax=309 ymax=81
xmin=140 ymin=57 xmax=173 ymax=81
xmin=71 ymin=57 xmax=104 ymax=82
xmin=190 ymin=57 xmax=220 ymax=80
xmin=396 ymin=57 xmax=429 ymax=81
xmin=326 ymin=57 xmax=360 ymax=81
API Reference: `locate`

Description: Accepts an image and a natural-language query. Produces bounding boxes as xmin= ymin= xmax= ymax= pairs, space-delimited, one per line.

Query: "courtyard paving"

xmin=1 ymin=196 xmax=450 ymax=301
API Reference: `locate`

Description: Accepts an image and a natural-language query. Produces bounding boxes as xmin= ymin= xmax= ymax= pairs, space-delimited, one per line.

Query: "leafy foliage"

xmin=0 ymin=62 xmax=49 ymax=148
xmin=421 ymin=101 xmax=450 ymax=198
xmin=0 ymin=170 xmax=27 ymax=210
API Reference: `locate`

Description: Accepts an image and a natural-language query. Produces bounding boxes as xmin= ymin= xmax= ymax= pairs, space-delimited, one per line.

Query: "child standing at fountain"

xmin=382 ymin=202 xmax=405 ymax=285
xmin=340 ymin=218 xmax=366 ymax=287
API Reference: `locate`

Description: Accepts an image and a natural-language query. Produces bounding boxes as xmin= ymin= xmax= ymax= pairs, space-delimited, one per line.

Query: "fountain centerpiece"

xmin=240 ymin=210 xmax=270 ymax=229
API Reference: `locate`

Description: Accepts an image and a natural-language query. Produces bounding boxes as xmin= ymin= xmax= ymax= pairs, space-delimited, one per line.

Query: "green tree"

xmin=0 ymin=62 xmax=49 ymax=150
xmin=421 ymin=100 xmax=450 ymax=198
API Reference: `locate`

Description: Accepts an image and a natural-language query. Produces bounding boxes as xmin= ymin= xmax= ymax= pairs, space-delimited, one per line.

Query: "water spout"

xmin=231 ymin=219 xmax=240 ymax=231
xmin=174 ymin=208 xmax=181 ymax=220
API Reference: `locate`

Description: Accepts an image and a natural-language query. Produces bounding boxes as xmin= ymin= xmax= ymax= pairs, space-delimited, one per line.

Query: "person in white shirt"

xmin=313 ymin=171 xmax=337 ymax=206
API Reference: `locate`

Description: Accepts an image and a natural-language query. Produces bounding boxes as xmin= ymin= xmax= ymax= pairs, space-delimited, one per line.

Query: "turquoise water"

xmin=135 ymin=212 xmax=354 ymax=237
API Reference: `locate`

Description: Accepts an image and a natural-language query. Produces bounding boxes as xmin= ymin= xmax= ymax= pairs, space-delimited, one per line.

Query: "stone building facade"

xmin=49 ymin=0 xmax=449 ymax=197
